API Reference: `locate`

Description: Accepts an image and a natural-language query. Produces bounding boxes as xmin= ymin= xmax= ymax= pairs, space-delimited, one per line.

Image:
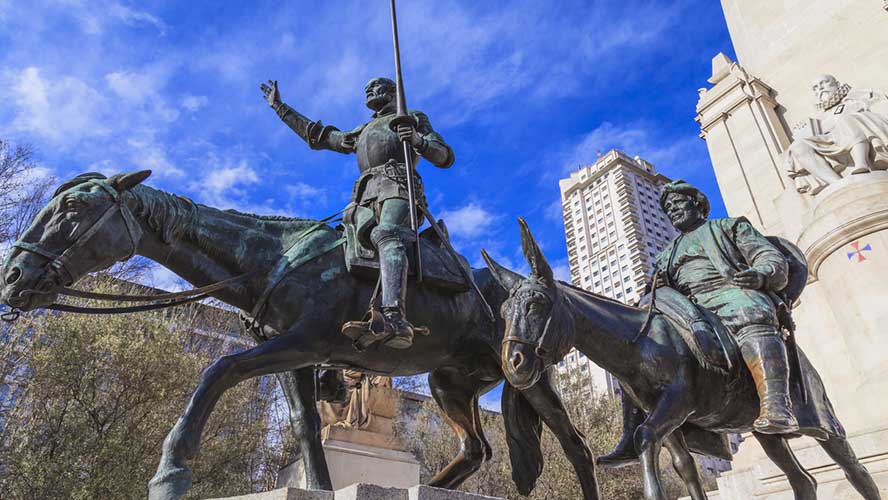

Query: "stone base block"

xmin=407 ymin=485 xmax=503 ymax=500
xmin=208 ymin=485 xmax=504 ymax=500
xmin=334 ymin=483 xmax=407 ymax=500
xmin=278 ymin=439 xmax=420 ymax=491
xmin=692 ymin=428 xmax=888 ymax=500
xmin=208 ymin=487 xmax=333 ymax=500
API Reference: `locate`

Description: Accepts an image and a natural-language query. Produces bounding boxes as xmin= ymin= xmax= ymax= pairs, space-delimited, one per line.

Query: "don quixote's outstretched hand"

xmin=260 ymin=80 xmax=282 ymax=109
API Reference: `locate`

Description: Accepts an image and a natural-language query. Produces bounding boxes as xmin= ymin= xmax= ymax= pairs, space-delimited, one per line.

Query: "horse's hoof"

xmin=148 ymin=466 xmax=192 ymax=500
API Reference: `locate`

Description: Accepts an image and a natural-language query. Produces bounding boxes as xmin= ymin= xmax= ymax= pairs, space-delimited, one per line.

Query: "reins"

xmin=3 ymin=180 xmax=343 ymax=323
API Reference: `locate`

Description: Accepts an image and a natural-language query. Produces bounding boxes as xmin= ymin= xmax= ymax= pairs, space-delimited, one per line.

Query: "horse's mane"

xmin=221 ymin=208 xmax=312 ymax=223
xmin=57 ymin=173 xmax=325 ymax=248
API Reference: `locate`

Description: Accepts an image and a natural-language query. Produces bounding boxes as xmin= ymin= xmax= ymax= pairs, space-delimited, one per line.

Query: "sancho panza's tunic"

xmin=656 ymin=217 xmax=789 ymax=338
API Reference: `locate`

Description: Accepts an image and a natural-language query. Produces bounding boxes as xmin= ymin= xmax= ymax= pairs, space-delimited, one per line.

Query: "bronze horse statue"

xmin=1 ymin=171 xmax=603 ymax=499
xmin=482 ymin=219 xmax=881 ymax=500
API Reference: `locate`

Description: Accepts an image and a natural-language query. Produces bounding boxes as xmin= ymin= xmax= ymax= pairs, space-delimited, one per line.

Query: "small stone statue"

xmin=784 ymin=74 xmax=888 ymax=195
xmin=318 ymin=370 xmax=392 ymax=430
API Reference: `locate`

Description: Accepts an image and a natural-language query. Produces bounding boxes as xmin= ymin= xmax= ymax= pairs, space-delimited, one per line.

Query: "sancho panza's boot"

xmin=370 ymin=223 xmax=426 ymax=349
xmin=597 ymin=389 xmax=644 ymax=468
xmin=739 ymin=327 xmax=799 ymax=434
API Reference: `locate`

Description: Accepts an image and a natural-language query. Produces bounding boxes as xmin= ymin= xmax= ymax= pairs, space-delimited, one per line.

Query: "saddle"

xmin=639 ymin=288 xmax=740 ymax=376
xmin=341 ymin=204 xmax=471 ymax=293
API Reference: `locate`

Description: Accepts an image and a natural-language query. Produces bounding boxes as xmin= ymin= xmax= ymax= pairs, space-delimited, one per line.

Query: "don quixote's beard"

xmin=366 ymin=92 xmax=393 ymax=112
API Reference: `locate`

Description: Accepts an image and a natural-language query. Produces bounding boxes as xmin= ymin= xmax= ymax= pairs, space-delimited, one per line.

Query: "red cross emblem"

xmin=847 ymin=241 xmax=872 ymax=262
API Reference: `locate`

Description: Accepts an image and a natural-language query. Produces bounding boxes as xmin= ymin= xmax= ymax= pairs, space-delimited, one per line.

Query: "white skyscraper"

xmin=555 ymin=149 xmax=679 ymax=396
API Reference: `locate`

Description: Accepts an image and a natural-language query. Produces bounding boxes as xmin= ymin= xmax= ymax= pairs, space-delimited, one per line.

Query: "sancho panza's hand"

xmin=732 ymin=267 xmax=766 ymax=290
xmin=260 ymin=80 xmax=283 ymax=110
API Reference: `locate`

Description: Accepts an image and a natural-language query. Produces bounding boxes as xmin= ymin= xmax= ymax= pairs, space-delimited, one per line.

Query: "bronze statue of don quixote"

xmin=0 ymin=2 xmax=881 ymax=499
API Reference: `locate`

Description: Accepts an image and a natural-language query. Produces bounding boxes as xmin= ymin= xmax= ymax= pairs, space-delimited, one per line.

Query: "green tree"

xmin=0 ymin=278 xmax=289 ymax=500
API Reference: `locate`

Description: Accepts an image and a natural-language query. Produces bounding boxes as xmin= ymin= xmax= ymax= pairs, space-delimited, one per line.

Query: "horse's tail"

xmin=501 ymin=382 xmax=543 ymax=496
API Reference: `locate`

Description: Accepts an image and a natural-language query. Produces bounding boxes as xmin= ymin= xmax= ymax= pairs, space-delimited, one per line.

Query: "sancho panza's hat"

xmin=659 ymin=180 xmax=711 ymax=219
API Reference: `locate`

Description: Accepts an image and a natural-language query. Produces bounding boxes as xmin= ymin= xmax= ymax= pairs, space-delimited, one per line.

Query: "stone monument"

xmin=277 ymin=373 xmax=421 ymax=491
xmin=694 ymin=1 xmax=888 ymax=498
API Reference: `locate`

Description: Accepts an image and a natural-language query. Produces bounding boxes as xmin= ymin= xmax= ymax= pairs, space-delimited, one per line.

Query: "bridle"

xmin=2 ymin=179 xmax=252 ymax=321
xmin=501 ymin=284 xmax=564 ymax=365
xmin=12 ymin=180 xmax=142 ymax=287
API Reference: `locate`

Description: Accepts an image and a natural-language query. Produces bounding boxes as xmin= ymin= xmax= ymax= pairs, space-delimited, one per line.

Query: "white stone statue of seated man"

xmin=783 ymin=74 xmax=888 ymax=195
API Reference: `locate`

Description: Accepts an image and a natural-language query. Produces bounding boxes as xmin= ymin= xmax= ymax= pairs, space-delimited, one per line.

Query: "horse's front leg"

xmin=634 ymin=386 xmax=692 ymax=500
xmin=276 ymin=368 xmax=332 ymax=490
xmin=148 ymin=334 xmax=323 ymax=500
xmin=523 ymin=370 xmax=600 ymax=500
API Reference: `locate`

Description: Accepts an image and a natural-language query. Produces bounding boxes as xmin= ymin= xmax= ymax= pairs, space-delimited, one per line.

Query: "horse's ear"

xmin=481 ymin=249 xmax=523 ymax=291
xmin=518 ymin=217 xmax=554 ymax=288
xmin=109 ymin=170 xmax=152 ymax=193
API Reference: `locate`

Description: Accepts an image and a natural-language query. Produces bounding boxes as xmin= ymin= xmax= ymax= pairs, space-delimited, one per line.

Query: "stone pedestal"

xmin=208 ymin=484 xmax=504 ymax=500
xmin=278 ymin=386 xmax=421 ymax=491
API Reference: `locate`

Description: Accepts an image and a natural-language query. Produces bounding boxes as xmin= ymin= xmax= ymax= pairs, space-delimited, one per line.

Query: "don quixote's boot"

xmin=740 ymin=330 xmax=800 ymax=434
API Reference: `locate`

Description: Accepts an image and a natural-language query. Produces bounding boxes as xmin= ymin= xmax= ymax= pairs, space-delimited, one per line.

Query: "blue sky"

xmin=0 ymin=1 xmax=735 ymax=409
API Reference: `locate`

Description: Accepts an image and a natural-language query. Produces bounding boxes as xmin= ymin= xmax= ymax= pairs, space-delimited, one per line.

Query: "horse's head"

xmin=482 ymin=218 xmax=575 ymax=390
xmin=1 ymin=170 xmax=151 ymax=312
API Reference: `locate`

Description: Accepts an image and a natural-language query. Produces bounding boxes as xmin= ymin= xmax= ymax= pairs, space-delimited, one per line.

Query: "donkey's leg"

xmin=276 ymin=368 xmax=333 ymax=490
xmin=754 ymin=432 xmax=817 ymax=500
xmin=427 ymin=367 xmax=498 ymax=490
xmin=819 ymin=434 xmax=882 ymax=500
xmin=523 ymin=371 xmax=599 ymax=500
xmin=148 ymin=334 xmax=323 ymax=500
xmin=634 ymin=388 xmax=692 ymax=500
xmin=663 ymin=432 xmax=707 ymax=500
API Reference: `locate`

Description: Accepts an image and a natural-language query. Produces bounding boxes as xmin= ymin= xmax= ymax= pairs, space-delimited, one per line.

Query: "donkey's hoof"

xmin=148 ymin=466 xmax=192 ymax=500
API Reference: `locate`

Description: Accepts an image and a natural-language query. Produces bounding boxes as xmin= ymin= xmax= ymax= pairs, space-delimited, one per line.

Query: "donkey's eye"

xmin=62 ymin=197 xmax=84 ymax=212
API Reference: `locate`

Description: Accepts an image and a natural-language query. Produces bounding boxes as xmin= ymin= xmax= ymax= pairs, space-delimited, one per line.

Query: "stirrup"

xmin=341 ymin=309 xmax=388 ymax=351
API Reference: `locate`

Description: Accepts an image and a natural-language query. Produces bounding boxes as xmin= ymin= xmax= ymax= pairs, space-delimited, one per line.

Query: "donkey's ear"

xmin=109 ymin=170 xmax=152 ymax=193
xmin=518 ymin=217 xmax=554 ymax=288
xmin=481 ymin=249 xmax=523 ymax=291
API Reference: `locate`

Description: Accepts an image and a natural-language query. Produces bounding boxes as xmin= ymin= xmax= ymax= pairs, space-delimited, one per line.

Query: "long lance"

xmin=388 ymin=0 xmax=422 ymax=283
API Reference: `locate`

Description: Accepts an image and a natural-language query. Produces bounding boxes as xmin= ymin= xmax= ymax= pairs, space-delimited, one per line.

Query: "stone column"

xmin=695 ymin=53 xmax=888 ymax=500
xmin=696 ymin=54 xmax=799 ymax=236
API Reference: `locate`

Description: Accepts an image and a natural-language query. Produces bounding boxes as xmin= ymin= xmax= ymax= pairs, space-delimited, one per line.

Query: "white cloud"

xmin=193 ymin=160 xmax=261 ymax=209
xmin=126 ymin=137 xmax=183 ymax=178
xmin=439 ymin=202 xmax=498 ymax=239
xmin=181 ymin=95 xmax=209 ymax=112
xmin=105 ymin=71 xmax=155 ymax=104
xmin=8 ymin=66 xmax=110 ymax=145
xmin=552 ymin=263 xmax=571 ymax=282
xmin=67 ymin=1 xmax=166 ymax=36
xmin=109 ymin=3 xmax=166 ymax=35
xmin=562 ymin=121 xmax=706 ymax=179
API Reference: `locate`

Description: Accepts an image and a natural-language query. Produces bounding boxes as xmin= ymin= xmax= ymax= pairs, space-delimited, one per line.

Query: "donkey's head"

xmin=1 ymin=170 xmax=151 ymax=312
xmin=482 ymin=218 xmax=574 ymax=390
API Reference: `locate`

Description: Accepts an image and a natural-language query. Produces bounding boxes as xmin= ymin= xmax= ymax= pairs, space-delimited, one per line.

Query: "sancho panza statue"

xmin=784 ymin=74 xmax=888 ymax=195
xmin=601 ymin=180 xmax=800 ymax=466
xmin=261 ymin=78 xmax=454 ymax=349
